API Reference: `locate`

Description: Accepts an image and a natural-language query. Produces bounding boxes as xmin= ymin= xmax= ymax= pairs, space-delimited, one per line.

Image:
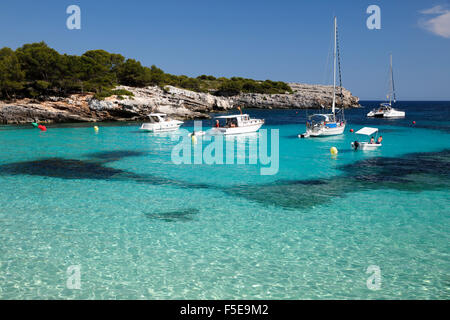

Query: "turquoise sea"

xmin=0 ymin=101 xmax=449 ymax=299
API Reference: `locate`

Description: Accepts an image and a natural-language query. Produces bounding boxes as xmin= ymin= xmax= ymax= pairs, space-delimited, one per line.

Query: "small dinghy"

xmin=188 ymin=131 xmax=206 ymax=137
xmin=351 ymin=127 xmax=382 ymax=150
xmin=298 ymin=132 xmax=310 ymax=139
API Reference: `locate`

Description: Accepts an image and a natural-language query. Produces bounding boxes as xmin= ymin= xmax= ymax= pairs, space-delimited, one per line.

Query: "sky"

xmin=0 ymin=0 xmax=449 ymax=100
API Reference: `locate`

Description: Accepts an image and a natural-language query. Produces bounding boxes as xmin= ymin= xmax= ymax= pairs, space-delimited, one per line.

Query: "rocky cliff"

xmin=0 ymin=83 xmax=359 ymax=124
xmin=236 ymin=83 xmax=359 ymax=109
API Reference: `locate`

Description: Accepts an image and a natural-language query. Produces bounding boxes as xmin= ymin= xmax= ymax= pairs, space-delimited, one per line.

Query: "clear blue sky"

xmin=1 ymin=0 xmax=449 ymax=100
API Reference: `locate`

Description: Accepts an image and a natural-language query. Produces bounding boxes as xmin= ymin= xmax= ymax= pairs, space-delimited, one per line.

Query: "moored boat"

xmin=367 ymin=103 xmax=405 ymax=118
xmin=367 ymin=54 xmax=405 ymax=119
xmin=212 ymin=114 xmax=264 ymax=135
xmin=139 ymin=113 xmax=183 ymax=132
xmin=351 ymin=127 xmax=382 ymax=150
xmin=302 ymin=16 xmax=346 ymax=138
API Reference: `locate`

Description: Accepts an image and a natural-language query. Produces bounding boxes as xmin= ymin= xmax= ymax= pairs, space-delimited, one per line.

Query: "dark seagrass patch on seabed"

xmin=144 ymin=208 xmax=200 ymax=222
xmin=1 ymin=149 xmax=448 ymax=210
xmin=0 ymin=150 xmax=147 ymax=180
xmin=0 ymin=150 xmax=211 ymax=190
xmin=224 ymin=149 xmax=450 ymax=209
xmin=0 ymin=158 xmax=128 ymax=180
xmin=85 ymin=150 xmax=147 ymax=161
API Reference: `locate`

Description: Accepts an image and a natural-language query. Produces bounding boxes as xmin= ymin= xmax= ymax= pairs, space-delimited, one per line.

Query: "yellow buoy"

xmin=191 ymin=135 xmax=197 ymax=144
xmin=330 ymin=147 xmax=338 ymax=155
xmin=94 ymin=126 xmax=99 ymax=132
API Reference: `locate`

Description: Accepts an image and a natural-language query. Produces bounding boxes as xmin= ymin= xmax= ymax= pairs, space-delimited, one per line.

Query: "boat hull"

xmin=213 ymin=122 xmax=263 ymax=135
xmin=352 ymin=142 xmax=382 ymax=150
xmin=367 ymin=110 xmax=405 ymax=118
xmin=139 ymin=122 xmax=183 ymax=132
xmin=307 ymin=124 xmax=346 ymax=137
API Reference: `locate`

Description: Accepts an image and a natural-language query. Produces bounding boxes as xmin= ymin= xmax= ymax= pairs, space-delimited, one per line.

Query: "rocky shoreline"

xmin=0 ymin=83 xmax=359 ymax=124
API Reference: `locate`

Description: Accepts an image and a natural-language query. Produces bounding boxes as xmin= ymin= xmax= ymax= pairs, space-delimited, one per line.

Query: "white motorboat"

xmin=139 ymin=113 xmax=183 ymax=132
xmin=351 ymin=127 xmax=382 ymax=150
xmin=367 ymin=54 xmax=405 ymax=118
xmin=212 ymin=114 xmax=264 ymax=135
xmin=367 ymin=103 xmax=405 ymax=118
xmin=304 ymin=17 xmax=346 ymax=137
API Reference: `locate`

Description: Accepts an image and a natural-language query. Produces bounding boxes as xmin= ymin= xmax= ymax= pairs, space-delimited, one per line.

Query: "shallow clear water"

xmin=0 ymin=101 xmax=449 ymax=299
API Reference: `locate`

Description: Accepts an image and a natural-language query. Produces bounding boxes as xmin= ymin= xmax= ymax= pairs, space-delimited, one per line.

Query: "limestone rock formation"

xmin=0 ymin=83 xmax=359 ymax=124
xmin=235 ymin=83 xmax=359 ymax=109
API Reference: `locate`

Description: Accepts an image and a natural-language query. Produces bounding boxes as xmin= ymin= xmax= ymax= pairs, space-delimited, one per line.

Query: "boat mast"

xmin=389 ymin=54 xmax=392 ymax=106
xmin=332 ymin=16 xmax=337 ymax=114
xmin=391 ymin=54 xmax=396 ymax=104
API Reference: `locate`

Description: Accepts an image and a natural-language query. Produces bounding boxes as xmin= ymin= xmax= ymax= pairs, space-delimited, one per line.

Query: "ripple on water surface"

xmin=0 ymin=106 xmax=449 ymax=299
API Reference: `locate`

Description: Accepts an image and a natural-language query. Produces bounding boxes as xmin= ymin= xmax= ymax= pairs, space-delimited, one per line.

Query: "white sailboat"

xmin=367 ymin=54 xmax=405 ymax=118
xmin=303 ymin=16 xmax=346 ymax=138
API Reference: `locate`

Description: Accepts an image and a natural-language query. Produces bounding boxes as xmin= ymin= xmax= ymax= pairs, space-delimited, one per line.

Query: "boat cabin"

xmin=146 ymin=113 xmax=169 ymax=123
xmin=215 ymin=114 xmax=256 ymax=128
xmin=307 ymin=113 xmax=343 ymax=128
xmin=377 ymin=103 xmax=393 ymax=112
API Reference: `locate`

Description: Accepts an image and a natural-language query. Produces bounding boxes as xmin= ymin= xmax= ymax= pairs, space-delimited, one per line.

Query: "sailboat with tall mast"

xmin=367 ymin=54 xmax=405 ymax=118
xmin=303 ymin=16 xmax=346 ymax=137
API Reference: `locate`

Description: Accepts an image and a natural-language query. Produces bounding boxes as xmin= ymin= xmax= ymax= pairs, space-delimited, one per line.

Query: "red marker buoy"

xmin=412 ymin=121 xmax=416 ymax=125
xmin=38 ymin=125 xmax=47 ymax=131
xmin=350 ymin=129 xmax=354 ymax=133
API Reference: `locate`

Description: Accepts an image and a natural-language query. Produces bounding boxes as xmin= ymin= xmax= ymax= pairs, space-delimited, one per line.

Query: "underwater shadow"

xmin=224 ymin=149 xmax=450 ymax=209
xmin=0 ymin=150 xmax=211 ymax=190
xmin=1 ymin=149 xmax=449 ymax=211
xmin=85 ymin=150 xmax=147 ymax=161
xmin=144 ymin=208 xmax=200 ymax=222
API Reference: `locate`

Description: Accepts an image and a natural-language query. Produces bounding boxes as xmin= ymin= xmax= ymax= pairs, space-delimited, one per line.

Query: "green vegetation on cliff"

xmin=0 ymin=42 xmax=292 ymax=100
